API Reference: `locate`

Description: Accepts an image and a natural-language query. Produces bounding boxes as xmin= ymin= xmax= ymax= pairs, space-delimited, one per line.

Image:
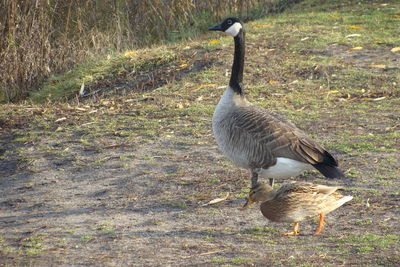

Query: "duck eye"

xmin=227 ymin=19 xmax=233 ymax=25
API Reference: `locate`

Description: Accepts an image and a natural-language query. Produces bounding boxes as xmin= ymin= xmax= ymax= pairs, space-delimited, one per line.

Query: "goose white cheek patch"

xmin=225 ymin=22 xmax=242 ymax=37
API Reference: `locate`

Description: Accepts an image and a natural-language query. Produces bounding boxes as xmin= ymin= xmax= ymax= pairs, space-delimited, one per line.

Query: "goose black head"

xmin=209 ymin=17 xmax=243 ymax=37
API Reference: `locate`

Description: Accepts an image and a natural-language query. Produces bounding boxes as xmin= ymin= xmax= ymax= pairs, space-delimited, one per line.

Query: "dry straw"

xmin=0 ymin=0 xmax=298 ymax=102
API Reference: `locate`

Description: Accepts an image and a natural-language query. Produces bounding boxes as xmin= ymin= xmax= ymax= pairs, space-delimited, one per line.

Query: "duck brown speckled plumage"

xmin=244 ymin=182 xmax=353 ymax=235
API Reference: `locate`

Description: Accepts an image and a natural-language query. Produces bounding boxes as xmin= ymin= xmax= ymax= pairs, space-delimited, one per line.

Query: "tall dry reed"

xmin=0 ymin=0 xmax=299 ymax=102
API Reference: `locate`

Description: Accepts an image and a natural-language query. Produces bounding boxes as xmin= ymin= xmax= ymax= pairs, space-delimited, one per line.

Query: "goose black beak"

xmin=209 ymin=23 xmax=223 ymax=31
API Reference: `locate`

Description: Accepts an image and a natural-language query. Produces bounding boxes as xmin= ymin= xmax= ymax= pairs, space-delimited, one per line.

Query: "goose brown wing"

xmin=232 ymin=105 xmax=337 ymax=168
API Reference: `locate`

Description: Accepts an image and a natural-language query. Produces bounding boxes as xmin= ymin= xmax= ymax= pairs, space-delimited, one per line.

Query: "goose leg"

xmin=283 ymin=222 xmax=300 ymax=236
xmin=269 ymin=178 xmax=274 ymax=187
xmin=314 ymin=213 xmax=325 ymax=235
xmin=250 ymin=169 xmax=259 ymax=188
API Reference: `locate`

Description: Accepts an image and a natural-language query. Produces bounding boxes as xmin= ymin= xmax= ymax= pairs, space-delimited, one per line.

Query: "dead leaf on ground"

xmin=349 ymin=46 xmax=363 ymax=51
xmin=123 ymin=51 xmax=136 ymax=57
xmin=208 ymin=40 xmax=220 ymax=44
xmin=346 ymin=34 xmax=361 ymax=38
xmin=347 ymin=25 xmax=364 ymax=30
xmin=55 ymin=117 xmax=67 ymax=123
xmin=339 ymin=92 xmax=393 ymax=101
xmin=328 ymin=14 xmax=341 ymax=18
xmin=324 ymin=90 xmax=340 ymax=96
xmin=372 ymin=96 xmax=386 ymax=101
xmin=369 ymin=64 xmax=387 ymax=69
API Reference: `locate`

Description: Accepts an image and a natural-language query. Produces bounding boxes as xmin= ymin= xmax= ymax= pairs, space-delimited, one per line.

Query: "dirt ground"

xmin=1 ymin=2 xmax=400 ymax=266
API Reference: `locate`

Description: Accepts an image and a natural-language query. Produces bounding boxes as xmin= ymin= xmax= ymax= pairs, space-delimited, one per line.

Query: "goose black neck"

xmin=229 ymin=29 xmax=245 ymax=95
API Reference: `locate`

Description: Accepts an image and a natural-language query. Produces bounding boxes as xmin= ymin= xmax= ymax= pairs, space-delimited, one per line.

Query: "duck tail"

xmin=336 ymin=195 xmax=353 ymax=207
xmin=324 ymin=195 xmax=353 ymax=214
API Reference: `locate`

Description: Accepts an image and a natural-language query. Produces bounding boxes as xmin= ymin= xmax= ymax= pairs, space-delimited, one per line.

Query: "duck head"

xmin=243 ymin=183 xmax=275 ymax=208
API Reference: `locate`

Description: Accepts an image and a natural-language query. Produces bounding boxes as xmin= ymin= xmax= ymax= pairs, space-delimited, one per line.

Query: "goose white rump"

xmin=260 ymin=158 xmax=312 ymax=179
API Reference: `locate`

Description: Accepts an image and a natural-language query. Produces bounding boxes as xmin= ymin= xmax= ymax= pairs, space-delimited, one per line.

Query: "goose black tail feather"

xmin=313 ymin=163 xmax=345 ymax=179
xmin=313 ymin=151 xmax=345 ymax=178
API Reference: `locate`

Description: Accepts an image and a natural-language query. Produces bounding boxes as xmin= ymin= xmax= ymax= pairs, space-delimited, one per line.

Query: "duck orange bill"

xmin=243 ymin=198 xmax=254 ymax=208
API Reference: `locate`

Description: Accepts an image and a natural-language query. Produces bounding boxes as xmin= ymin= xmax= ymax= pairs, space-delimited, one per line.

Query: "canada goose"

xmin=209 ymin=18 xmax=345 ymax=188
xmin=243 ymin=182 xmax=353 ymax=235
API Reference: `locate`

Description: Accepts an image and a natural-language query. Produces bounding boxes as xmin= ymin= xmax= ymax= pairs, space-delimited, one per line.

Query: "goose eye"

xmin=227 ymin=19 xmax=233 ymax=25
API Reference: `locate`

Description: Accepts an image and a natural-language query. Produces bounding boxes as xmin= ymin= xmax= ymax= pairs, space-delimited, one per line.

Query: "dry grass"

xmin=0 ymin=0 xmax=297 ymax=102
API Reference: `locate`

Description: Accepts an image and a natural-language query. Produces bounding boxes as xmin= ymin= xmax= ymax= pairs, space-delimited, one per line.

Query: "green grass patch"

xmin=332 ymin=131 xmax=399 ymax=154
xmin=212 ymin=256 xmax=228 ymax=263
xmin=245 ymin=226 xmax=279 ymax=236
xmin=18 ymin=234 xmax=45 ymax=256
xmin=31 ymin=48 xmax=176 ymax=103
xmin=331 ymin=234 xmax=399 ymax=254
xmin=80 ymin=235 xmax=96 ymax=242
xmin=234 ymin=187 xmax=250 ymax=199
xmin=231 ymin=257 xmax=256 ymax=265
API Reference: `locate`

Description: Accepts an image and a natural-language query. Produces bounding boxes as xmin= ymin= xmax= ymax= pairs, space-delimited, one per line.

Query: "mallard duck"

xmin=243 ymin=182 xmax=353 ymax=235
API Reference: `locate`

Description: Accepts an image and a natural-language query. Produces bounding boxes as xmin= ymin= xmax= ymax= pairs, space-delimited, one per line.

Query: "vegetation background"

xmin=0 ymin=0 xmax=296 ymax=102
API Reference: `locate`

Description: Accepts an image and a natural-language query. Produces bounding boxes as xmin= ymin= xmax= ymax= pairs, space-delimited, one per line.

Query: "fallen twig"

xmin=201 ymin=192 xmax=230 ymax=206
xmin=183 ymin=249 xmax=227 ymax=259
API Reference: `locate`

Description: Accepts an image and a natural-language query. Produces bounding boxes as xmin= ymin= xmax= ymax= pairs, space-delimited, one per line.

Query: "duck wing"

xmin=263 ymin=182 xmax=349 ymax=221
xmin=275 ymin=182 xmax=341 ymax=198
